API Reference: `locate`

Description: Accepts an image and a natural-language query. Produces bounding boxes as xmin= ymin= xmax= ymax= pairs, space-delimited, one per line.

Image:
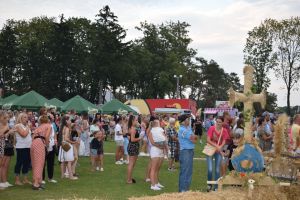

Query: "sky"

xmin=0 ymin=0 xmax=299 ymax=106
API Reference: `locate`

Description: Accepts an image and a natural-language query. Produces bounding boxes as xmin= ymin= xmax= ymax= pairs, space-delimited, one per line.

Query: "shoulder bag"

xmin=202 ymin=128 xmax=223 ymax=156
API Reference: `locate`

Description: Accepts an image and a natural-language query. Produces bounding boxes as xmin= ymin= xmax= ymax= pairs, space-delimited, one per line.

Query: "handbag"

xmin=62 ymin=142 xmax=71 ymax=152
xmin=202 ymin=128 xmax=223 ymax=156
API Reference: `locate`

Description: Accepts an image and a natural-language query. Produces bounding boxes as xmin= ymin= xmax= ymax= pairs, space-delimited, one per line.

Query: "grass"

xmin=0 ymin=135 xmax=208 ymax=200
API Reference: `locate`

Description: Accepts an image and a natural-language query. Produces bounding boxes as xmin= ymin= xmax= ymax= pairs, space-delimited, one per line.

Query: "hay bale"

xmin=129 ymin=186 xmax=300 ymax=200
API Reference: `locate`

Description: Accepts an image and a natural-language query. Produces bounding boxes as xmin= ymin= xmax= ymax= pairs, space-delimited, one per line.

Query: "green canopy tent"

xmin=0 ymin=94 xmax=19 ymax=107
xmin=7 ymin=91 xmax=49 ymax=111
xmin=100 ymin=99 xmax=138 ymax=115
xmin=48 ymin=98 xmax=64 ymax=110
xmin=61 ymin=95 xmax=98 ymax=114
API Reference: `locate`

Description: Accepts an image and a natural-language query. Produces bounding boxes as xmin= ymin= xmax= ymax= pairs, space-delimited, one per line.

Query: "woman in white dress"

xmin=58 ymin=115 xmax=78 ymax=180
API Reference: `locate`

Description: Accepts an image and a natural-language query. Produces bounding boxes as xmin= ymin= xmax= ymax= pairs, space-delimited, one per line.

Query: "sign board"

xmin=215 ymin=101 xmax=230 ymax=108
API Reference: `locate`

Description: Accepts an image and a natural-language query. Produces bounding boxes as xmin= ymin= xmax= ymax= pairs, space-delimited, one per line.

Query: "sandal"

xmin=32 ymin=185 xmax=42 ymax=190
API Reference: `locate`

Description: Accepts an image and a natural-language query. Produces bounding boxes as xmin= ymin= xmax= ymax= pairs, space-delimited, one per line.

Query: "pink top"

xmin=207 ymin=125 xmax=230 ymax=145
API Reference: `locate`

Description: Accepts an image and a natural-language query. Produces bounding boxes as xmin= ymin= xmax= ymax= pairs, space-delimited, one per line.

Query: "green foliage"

xmin=244 ymin=22 xmax=273 ymax=93
xmin=243 ymin=109 xmax=254 ymax=122
xmin=0 ymin=5 xmax=243 ymax=107
xmin=245 ymin=17 xmax=300 ymax=115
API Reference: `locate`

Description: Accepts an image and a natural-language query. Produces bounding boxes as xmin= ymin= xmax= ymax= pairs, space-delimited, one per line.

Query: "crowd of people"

xmin=0 ymin=107 xmax=299 ymax=193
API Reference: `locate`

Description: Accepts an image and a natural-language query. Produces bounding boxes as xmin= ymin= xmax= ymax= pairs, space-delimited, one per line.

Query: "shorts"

xmin=115 ymin=140 xmax=124 ymax=147
xmin=150 ymin=146 xmax=164 ymax=158
xmin=4 ymin=147 xmax=14 ymax=156
xmin=91 ymin=149 xmax=103 ymax=156
xmin=90 ymin=149 xmax=97 ymax=156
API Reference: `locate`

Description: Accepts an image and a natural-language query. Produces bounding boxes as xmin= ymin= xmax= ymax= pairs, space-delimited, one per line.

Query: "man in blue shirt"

xmin=178 ymin=114 xmax=197 ymax=192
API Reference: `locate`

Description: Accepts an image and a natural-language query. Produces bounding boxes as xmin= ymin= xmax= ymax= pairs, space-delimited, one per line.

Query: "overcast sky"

xmin=0 ymin=0 xmax=299 ymax=106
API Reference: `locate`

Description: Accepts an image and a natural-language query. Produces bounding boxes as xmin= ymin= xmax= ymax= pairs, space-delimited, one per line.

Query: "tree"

xmin=0 ymin=21 xmax=18 ymax=95
xmin=269 ymin=17 xmax=300 ymax=115
xmin=90 ymin=5 xmax=130 ymax=104
xmin=244 ymin=22 xmax=273 ymax=93
xmin=245 ymin=17 xmax=300 ymax=115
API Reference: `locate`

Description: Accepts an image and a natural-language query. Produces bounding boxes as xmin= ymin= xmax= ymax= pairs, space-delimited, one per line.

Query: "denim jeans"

xmin=206 ymin=152 xmax=222 ymax=189
xmin=179 ymin=149 xmax=194 ymax=192
xmin=14 ymin=148 xmax=31 ymax=176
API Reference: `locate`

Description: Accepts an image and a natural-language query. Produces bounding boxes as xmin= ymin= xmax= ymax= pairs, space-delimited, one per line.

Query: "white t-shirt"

xmin=48 ymin=124 xmax=55 ymax=151
xmin=151 ymin=127 xmax=166 ymax=143
xmin=114 ymin=123 xmax=124 ymax=141
xmin=15 ymin=124 xmax=32 ymax=149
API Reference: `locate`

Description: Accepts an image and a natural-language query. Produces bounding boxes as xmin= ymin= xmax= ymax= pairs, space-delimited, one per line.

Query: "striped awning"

xmin=204 ymin=108 xmax=238 ymax=117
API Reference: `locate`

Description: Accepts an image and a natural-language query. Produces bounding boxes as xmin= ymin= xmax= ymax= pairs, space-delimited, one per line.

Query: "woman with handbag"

xmin=205 ymin=117 xmax=229 ymax=192
xmin=58 ymin=115 xmax=78 ymax=180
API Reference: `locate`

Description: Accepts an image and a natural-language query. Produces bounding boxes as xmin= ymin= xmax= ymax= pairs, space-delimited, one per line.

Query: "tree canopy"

xmin=1 ymin=5 xmax=284 ymax=112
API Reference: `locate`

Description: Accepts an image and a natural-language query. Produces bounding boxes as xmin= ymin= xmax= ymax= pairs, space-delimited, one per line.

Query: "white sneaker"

xmin=100 ymin=168 xmax=104 ymax=172
xmin=4 ymin=182 xmax=13 ymax=187
xmin=123 ymin=160 xmax=129 ymax=164
xmin=69 ymin=176 xmax=78 ymax=180
xmin=156 ymin=182 xmax=164 ymax=188
xmin=150 ymin=185 xmax=161 ymax=191
xmin=41 ymin=181 xmax=46 ymax=184
xmin=145 ymin=178 xmax=151 ymax=182
xmin=0 ymin=183 xmax=8 ymax=188
xmin=48 ymin=179 xmax=57 ymax=183
xmin=139 ymin=152 xmax=146 ymax=156
xmin=64 ymin=172 xmax=69 ymax=178
xmin=96 ymin=167 xmax=100 ymax=171
xmin=115 ymin=161 xmax=123 ymax=165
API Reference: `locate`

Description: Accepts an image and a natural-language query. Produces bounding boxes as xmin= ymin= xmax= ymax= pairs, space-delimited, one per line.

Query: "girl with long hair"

xmin=58 ymin=115 xmax=78 ymax=180
xmin=126 ymin=115 xmax=142 ymax=184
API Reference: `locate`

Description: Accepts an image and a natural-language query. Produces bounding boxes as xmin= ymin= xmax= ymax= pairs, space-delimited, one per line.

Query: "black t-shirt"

xmin=227 ymin=143 xmax=238 ymax=171
xmin=194 ymin=120 xmax=203 ymax=133
xmin=90 ymin=138 xmax=101 ymax=149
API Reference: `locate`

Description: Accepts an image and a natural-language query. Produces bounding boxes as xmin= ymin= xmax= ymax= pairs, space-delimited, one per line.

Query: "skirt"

xmin=58 ymin=143 xmax=74 ymax=162
xmin=128 ymin=142 xmax=139 ymax=156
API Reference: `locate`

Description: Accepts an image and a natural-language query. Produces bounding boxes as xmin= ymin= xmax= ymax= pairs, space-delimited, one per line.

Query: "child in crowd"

xmin=90 ymin=130 xmax=105 ymax=172
xmin=226 ymin=133 xmax=243 ymax=171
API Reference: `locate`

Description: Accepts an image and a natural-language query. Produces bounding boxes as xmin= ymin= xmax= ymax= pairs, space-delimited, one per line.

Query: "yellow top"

xmin=175 ymin=121 xmax=180 ymax=132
